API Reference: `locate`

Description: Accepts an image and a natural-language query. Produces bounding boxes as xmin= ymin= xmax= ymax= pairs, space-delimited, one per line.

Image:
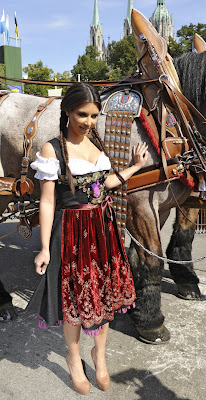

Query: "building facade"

xmin=150 ymin=0 xmax=173 ymax=42
xmin=0 ymin=45 xmax=22 ymax=91
xmin=90 ymin=0 xmax=173 ymax=60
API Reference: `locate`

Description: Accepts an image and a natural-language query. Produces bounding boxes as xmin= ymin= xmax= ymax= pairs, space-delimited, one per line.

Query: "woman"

xmin=30 ymin=82 xmax=148 ymax=395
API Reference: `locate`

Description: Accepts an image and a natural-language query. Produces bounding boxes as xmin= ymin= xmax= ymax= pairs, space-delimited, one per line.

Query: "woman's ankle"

xmin=66 ymin=352 xmax=82 ymax=363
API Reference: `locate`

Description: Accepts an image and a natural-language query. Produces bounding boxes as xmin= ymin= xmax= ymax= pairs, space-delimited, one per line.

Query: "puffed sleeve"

xmin=30 ymin=152 xmax=61 ymax=180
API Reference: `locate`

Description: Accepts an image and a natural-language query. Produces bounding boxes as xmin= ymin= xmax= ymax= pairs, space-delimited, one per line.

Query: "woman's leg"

xmin=92 ymin=323 xmax=109 ymax=377
xmin=63 ymin=322 xmax=88 ymax=382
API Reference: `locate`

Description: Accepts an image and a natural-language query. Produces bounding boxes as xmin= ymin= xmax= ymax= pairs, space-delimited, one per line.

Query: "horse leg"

xmin=126 ymin=194 xmax=170 ymax=344
xmin=0 ymin=279 xmax=17 ymax=322
xmin=166 ymin=207 xmax=201 ymax=300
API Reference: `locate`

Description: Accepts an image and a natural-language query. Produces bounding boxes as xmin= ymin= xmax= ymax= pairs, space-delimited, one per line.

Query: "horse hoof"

xmin=0 ymin=302 xmax=17 ymax=322
xmin=177 ymin=284 xmax=201 ymax=300
xmin=136 ymin=324 xmax=170 ymax=344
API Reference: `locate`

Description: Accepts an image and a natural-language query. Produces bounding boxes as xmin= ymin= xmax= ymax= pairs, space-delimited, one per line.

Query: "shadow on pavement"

xmin=111 ymin=368 xmax=192 ymax=400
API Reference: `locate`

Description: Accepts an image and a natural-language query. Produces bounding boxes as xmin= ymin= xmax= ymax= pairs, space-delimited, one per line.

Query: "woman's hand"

xmin=34 ymin=249 xmax=50 ymax=275
xmin=132 ymin=142 xmax=148 ymax=169
xmin=105 ymin=142 xmax=149 ymax=190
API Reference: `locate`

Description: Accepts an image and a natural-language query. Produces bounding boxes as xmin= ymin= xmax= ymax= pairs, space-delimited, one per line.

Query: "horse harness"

xmin=130 ymin=18 xmax=206 ymax=186
xmin=0 ymin=95 xmax=55 ymax=238
xmin=1 ymin=62 xmax=206 ymax=241
xmin=102 ymin=89 xmax=142 ymax=241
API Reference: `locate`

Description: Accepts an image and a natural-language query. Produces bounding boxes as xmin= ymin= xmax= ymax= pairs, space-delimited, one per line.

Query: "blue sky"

xmin=1 ymin=0 xmax=206 ymax=76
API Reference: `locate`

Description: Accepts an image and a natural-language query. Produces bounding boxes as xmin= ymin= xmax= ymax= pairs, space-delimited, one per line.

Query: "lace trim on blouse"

xmin=30 ymin=151 xmax=111 ymax=180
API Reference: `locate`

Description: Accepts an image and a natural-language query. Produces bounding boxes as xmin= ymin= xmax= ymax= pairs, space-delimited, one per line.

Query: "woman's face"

xmin=66 ymin=102 xmax=99 ymax=138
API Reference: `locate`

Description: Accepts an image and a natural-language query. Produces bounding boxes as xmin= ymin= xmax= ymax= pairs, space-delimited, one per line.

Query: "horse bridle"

xmin=137 ymin=34 xmax=206 ymax=177
xmin=136 ymin=34 xmax=206 ymax=224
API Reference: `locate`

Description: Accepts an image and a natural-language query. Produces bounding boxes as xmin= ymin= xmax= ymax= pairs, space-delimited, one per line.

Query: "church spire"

xmin=92 ymin=0 xmax=100 ymax=28
xmin=90 ymin=0 xmax=104 ymax=60
xmin=126 ymin=0 xmax=133 ymax=25
xmin=124 ymin=0 xmax=133 ymax=37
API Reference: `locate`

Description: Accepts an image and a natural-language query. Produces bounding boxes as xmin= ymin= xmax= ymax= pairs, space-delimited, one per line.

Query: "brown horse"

xmin=165 ymin=36 xmax=206 ymax=302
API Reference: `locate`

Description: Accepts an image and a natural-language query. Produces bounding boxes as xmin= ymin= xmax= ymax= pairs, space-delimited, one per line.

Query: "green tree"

xmin=169 ymin=23 xmax=206 ymax=57
xmin=108 ymin=35 xmax=137 ymax=79
xmin=108 ymin=67 xmax=122 ymax=81
xmin=84 ymin=45 xmax=98 ymax=61
xmin=71 ymin=45 xmax=109 ymax=81
xmin=23 ymin=60 xmax=54 ymax=96
xmin=0 ymin=82 xmax=9 ymax=90
xmin=168 ymin=36 xmax=184 ymax=58
xmin=55 ymin=70 xmax=71 ymax=95
xmin=177 ymin=23 xmax=206 ymax=51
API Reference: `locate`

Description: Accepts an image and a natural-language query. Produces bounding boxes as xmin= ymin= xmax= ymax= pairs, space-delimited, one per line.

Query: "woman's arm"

xmin=105 ymin=142 xmax=148 ymax=190
xmin=34 ymin=143 xmax=57 ymax=275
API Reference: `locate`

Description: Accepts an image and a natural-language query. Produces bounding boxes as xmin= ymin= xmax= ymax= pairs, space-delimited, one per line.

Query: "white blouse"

xmin=30 ymin=151 xmax=111 ymax=180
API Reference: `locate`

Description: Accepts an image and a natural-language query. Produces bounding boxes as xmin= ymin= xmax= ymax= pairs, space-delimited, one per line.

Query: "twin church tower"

xmin=90 ymin=0 xmax=173 ymax=60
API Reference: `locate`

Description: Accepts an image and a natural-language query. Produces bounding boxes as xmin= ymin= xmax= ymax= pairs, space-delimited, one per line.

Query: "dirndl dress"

xmin=28 ymin=138 xmax=136 ymax=336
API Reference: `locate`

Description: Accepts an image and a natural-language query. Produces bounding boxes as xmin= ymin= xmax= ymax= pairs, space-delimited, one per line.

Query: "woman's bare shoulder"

xmin=40 ymin=142 xmax=57 ymax=159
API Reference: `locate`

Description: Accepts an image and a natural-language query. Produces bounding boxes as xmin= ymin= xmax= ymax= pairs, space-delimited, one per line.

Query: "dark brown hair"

xmin=60 ymin=82 xmax=101 ymax=138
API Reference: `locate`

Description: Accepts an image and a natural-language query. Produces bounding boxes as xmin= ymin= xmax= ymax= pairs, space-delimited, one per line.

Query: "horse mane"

xmin=174 ymin=51 xmax=206 ymax=109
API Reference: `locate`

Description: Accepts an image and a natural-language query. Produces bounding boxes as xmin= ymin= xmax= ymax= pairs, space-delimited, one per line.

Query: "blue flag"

xmin=0 ymin=21 xmax=5 ymax=34
xmin=5 ymin=14 xmax=9 ymax=44
xmin=0 ymin=9 xmax=5 ymax=35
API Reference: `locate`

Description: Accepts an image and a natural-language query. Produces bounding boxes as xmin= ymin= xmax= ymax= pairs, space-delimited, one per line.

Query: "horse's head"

xmin=131 ymin=9 xmax=181 ymax=89
xmin=131 ymin=9 xmax=206 ymax=142
xmin=131 ymin=9 xmax=167 ymax=80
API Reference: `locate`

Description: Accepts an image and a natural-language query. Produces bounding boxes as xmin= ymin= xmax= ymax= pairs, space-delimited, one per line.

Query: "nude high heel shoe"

xmin=91 ymin=346 xmax=110 ymax=391
xmin=66 ymin=354 xmax=90 ymax=395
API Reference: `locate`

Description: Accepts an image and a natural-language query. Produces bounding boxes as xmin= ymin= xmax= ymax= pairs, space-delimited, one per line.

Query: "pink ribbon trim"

xmin=82 ymin=325 xmax=105 ymax=337
xmin=38 ymin=316 xmax=63 ymax=329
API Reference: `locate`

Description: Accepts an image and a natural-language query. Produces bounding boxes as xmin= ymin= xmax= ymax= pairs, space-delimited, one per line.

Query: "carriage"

xmin=1 ymin=9 xmax=206 ymax=344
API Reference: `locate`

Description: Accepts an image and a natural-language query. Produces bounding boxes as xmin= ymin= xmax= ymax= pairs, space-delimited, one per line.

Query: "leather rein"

xmin=0 ymin=96 xmax=56 ymax=238
xmin=135 ymin=36 xmax=206 ymax=225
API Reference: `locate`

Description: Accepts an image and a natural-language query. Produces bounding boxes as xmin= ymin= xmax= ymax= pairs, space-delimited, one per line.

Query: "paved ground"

xmin=0 ymin=209 xmax=206 ymax=400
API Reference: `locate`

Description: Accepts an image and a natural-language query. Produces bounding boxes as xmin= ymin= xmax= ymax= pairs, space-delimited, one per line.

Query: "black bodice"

xmin=49 ymin=138 xmax=110 ymax=207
